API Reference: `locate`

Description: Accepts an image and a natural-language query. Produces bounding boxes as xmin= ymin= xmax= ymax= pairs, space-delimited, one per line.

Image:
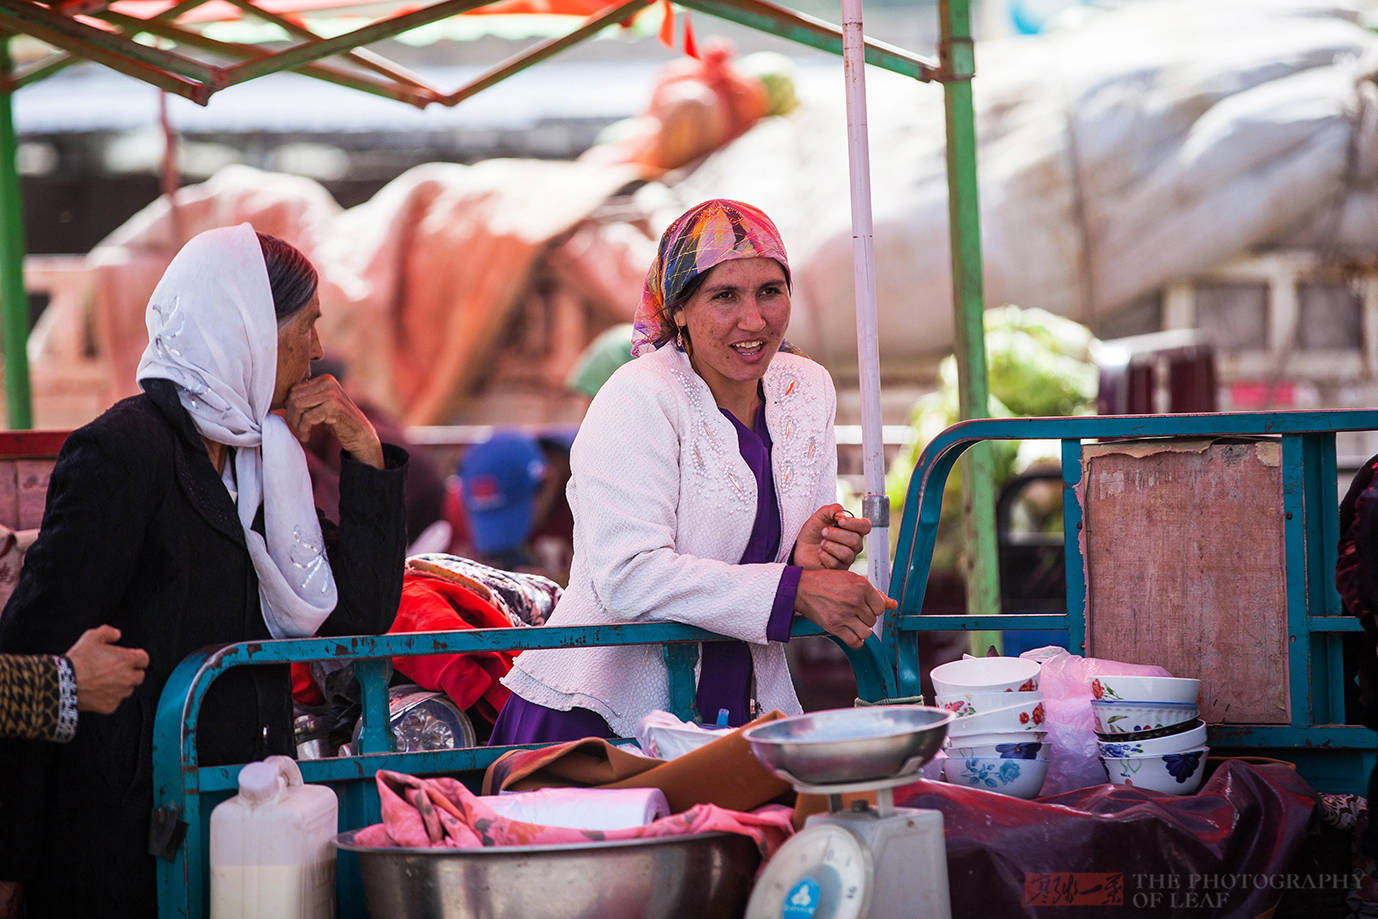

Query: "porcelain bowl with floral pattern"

xmin=946 ymin=698 xmax=1047 ymax=736
xmin=1097 ymin=723 xmax=1207 ymax=758
xmin=935 ymin=689 xmax=1042 ymax=719
xmin=942 ymin=754 xmax=1048 ymax=798
xmin=1090 ymin=675 xmax=1200 ymax=705
xmin=1100 ymin=744 xmax=1209 ymax=794
xmin=947 ymin=738 xmax=1049 ymax=761
xmin=943 ymin=729 xmax=1046 ymax=750
xmin=1090 ymin=699 xmax=1199 ymax=735
xmin=1094 ymin=718 xmax=1204 ymax=743
xmin=931 ymin=657 xmax=1041 ymax=696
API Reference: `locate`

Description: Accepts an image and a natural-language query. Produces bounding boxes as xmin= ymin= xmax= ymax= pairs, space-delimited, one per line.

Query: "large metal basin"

xmin=743 ymin=705 xmax=953 ymax=787
xmin=335 ymin=828 xmax=761 ymax=918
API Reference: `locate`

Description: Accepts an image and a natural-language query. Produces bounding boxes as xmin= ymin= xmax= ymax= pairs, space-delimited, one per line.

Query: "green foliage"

xmin=886 ymin=306 xmax=1098 ymax=574
xmin=938 ymin=306 xmax=1098 ymax=418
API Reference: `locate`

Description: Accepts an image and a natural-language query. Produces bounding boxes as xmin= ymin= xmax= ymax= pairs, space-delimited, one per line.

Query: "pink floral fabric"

xmin=353 ymin=769 xmax=794 ymax=858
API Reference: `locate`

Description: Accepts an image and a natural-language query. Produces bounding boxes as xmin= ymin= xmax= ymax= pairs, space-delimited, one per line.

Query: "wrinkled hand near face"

xmin=274 ymin=297 xmax=384 ymax=469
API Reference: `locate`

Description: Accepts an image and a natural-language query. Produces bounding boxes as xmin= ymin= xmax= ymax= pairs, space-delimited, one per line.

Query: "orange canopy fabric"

xmin=95 ymin=0 xmax=637 ymax=22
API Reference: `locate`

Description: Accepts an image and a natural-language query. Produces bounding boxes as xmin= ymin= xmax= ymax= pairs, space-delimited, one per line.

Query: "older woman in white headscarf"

xmin=0 ymin=224 xmax=408 ymax=919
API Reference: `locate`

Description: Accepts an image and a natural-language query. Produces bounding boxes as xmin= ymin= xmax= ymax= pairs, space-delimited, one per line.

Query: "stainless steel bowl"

xmin=335 ymin=828 xmax=761 ymax=918
xmin=742 ymin=705 xmax=954 ymax=786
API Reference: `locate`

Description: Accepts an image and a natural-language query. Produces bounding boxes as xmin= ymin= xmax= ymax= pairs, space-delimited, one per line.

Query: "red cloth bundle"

xmin=290 ymin=571 xmax=517 ymax=721
xmin=388 ymin=573 xmax=517 ymax=722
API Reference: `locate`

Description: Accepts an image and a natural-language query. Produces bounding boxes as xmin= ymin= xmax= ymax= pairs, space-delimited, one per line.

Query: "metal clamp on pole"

xmin=862 ymin=493 xmax=890 ymax=529
xmin=937 ymin=34 xmax=975 ymax=82
xmin=148 ymin=804 xmax=187 ymax=861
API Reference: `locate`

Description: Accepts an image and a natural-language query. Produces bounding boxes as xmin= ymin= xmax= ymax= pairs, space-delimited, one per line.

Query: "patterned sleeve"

xmin=52 ymin=656 xmax=78 ymax=742
xmin=0 ymin=653 xmax=73 ymax=742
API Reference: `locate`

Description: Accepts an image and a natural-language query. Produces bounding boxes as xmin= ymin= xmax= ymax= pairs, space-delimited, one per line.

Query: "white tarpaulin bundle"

xmin=664 ymin=0 xmax=1378 ymax=369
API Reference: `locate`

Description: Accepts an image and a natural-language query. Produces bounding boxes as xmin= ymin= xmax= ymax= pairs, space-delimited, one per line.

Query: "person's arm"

xmin=793 ymin=505 xmax=870 ymax=570
xmin=0 ymin=653 xmax=72 ymax=742
xmin=64 ymin=626 xmax=148 ymax=715
xmin=282 ymin=374 xmax=384 ymax=469
xmin=0 ymin=425 xmax=150 ymax=659
xmin=790 ymin=382 xmax=864 ymax=570
xmin=316 ymin=444 xmax=408 ymax=637
xmin=787 ymin=378 xmax=893 ymax=647
xmin=279 ymin=374 xmax=407 ymax=637
xmin=0 ymin=625 xmax=150 ymax=743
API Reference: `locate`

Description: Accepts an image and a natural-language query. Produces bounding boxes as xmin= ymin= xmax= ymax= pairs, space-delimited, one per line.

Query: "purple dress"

xmin=489 ymin=398 xmax=802 ymax=745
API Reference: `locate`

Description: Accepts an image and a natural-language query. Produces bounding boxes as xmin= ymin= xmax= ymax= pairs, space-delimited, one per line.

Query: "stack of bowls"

xmin=1091 ymin=675 xmax=1209 ymax=794
xmin=932 ymin=657 xmax=1048 ymax=798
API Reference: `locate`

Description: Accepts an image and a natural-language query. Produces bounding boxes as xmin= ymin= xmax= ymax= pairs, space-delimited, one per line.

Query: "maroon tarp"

xmin=895 ymin=762 xmax=1320 ymax=919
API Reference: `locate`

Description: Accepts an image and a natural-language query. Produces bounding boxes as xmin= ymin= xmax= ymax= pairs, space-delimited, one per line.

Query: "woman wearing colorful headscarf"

xmin=491 ymin=199 xmax=895 ymax=746
xmin=0 ymin=225 xmax=408 ymax=917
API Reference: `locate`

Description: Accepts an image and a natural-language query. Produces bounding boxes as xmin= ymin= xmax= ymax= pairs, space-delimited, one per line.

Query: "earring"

xmin=677 ymin=326 xmax=692 ymax=358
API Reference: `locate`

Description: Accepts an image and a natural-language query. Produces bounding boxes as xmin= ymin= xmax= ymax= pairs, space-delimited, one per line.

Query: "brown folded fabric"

xmin=482 ymin=738 xmax=660 ymax=795
xmin=483 ymin=711 xmax=795 ymax=814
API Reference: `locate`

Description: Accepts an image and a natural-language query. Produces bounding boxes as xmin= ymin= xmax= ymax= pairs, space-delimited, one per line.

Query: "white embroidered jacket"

xmin=503 ymin=344 xmax=838 ymax=736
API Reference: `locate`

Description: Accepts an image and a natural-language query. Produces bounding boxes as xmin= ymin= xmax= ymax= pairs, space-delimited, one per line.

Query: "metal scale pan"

xmin=743 ymin=705 xmax=954 ymax=795
xmin=742 ymin=705 xmax=955 ymax=919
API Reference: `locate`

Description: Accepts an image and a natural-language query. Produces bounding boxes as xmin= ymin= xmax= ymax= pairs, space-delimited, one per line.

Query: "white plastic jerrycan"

xmin=210 ymin=755 xmax=338 ymax=919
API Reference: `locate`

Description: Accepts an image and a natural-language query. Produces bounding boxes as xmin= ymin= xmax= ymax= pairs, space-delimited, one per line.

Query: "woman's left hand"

xmin=282 ymin=374 xmax=385 ymax=469
xmin=794 ymin=503 xmax=871 ymax=570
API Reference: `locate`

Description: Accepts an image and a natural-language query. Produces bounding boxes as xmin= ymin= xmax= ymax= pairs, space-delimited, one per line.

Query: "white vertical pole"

xmin=840 ymin=0 xmax=891 ymax=594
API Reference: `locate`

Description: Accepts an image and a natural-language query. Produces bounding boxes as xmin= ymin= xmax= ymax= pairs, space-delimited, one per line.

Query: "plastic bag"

xmin=1020 ymin=646 xmax=1171 ymax=795
xmin=634 ymin=710 xmax=731 ymax=760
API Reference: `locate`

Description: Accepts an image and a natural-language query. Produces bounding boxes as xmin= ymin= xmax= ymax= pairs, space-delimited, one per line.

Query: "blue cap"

xmin=459 ymin=430 xmax=547 ymax=554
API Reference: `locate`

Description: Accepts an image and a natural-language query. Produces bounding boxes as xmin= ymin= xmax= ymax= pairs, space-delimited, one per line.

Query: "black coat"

xmin=0 ymin=379 xmax=407 ymax=917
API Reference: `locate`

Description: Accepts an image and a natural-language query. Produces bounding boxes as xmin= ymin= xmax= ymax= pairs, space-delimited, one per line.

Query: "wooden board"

xmin=1082 ymin=438 xmax=1290 ymax=724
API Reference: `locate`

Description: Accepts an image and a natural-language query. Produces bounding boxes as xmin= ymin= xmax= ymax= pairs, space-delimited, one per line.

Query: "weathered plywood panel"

xmin=1083 ymin=438 xmax=1289 ymax=724
xmin=16 ymin=460 xmax=55 ymax=531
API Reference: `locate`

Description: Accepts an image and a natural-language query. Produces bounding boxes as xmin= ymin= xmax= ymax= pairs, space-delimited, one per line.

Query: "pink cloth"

xmin=353 ymin=769 xmax=793 ymax=858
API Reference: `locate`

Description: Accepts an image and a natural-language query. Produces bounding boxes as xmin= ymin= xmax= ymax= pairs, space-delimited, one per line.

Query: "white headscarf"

xmin=136 ymin=223 xmax=338 ymax=639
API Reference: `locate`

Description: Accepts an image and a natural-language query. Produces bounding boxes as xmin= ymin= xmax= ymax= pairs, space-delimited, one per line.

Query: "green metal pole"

xmin=0 ymin=36 xmax=31 ymax=430
xmin=939 ymin=0 xmax=999 ymax=654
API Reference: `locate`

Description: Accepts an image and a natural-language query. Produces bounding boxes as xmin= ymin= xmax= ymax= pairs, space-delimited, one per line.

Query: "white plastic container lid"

xmin=235 ymin=761 xmax=284 ymax=805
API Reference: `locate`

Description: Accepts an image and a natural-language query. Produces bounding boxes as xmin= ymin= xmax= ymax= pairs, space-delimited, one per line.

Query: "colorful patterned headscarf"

xmin=631 ymin=199 xmax=791 ymax=358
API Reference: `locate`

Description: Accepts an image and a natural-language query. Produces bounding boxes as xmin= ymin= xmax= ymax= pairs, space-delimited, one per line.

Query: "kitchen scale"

xmin=741 ymin=706 xmax=955 ymax=919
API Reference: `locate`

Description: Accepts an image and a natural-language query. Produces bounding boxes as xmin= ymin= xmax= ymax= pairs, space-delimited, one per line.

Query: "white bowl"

xmin=1097 ymin=723 xmax=1207 ymax=758
xmin=943 ymin=729 xmax=1047 ymax=750
xmin=945 ymin=698 xmax=1047 ymax=736
xmin=947 ymin=739 xmax=1048 ymax=761
xmin=943 ymin=755 xmax=1048 ymax=798
xmin=1090 ymin=700 xmax=1199 ymax=735
xmin=935 ymin=689 xmax=1042 ymax=718
xmin=1101 ymin=745 xmax=1210 ymax=794
xmin=1091 ymin=675 xmax=1200 ymax=705
xmin=931 ymin=657 xmax=1041 ymax=696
